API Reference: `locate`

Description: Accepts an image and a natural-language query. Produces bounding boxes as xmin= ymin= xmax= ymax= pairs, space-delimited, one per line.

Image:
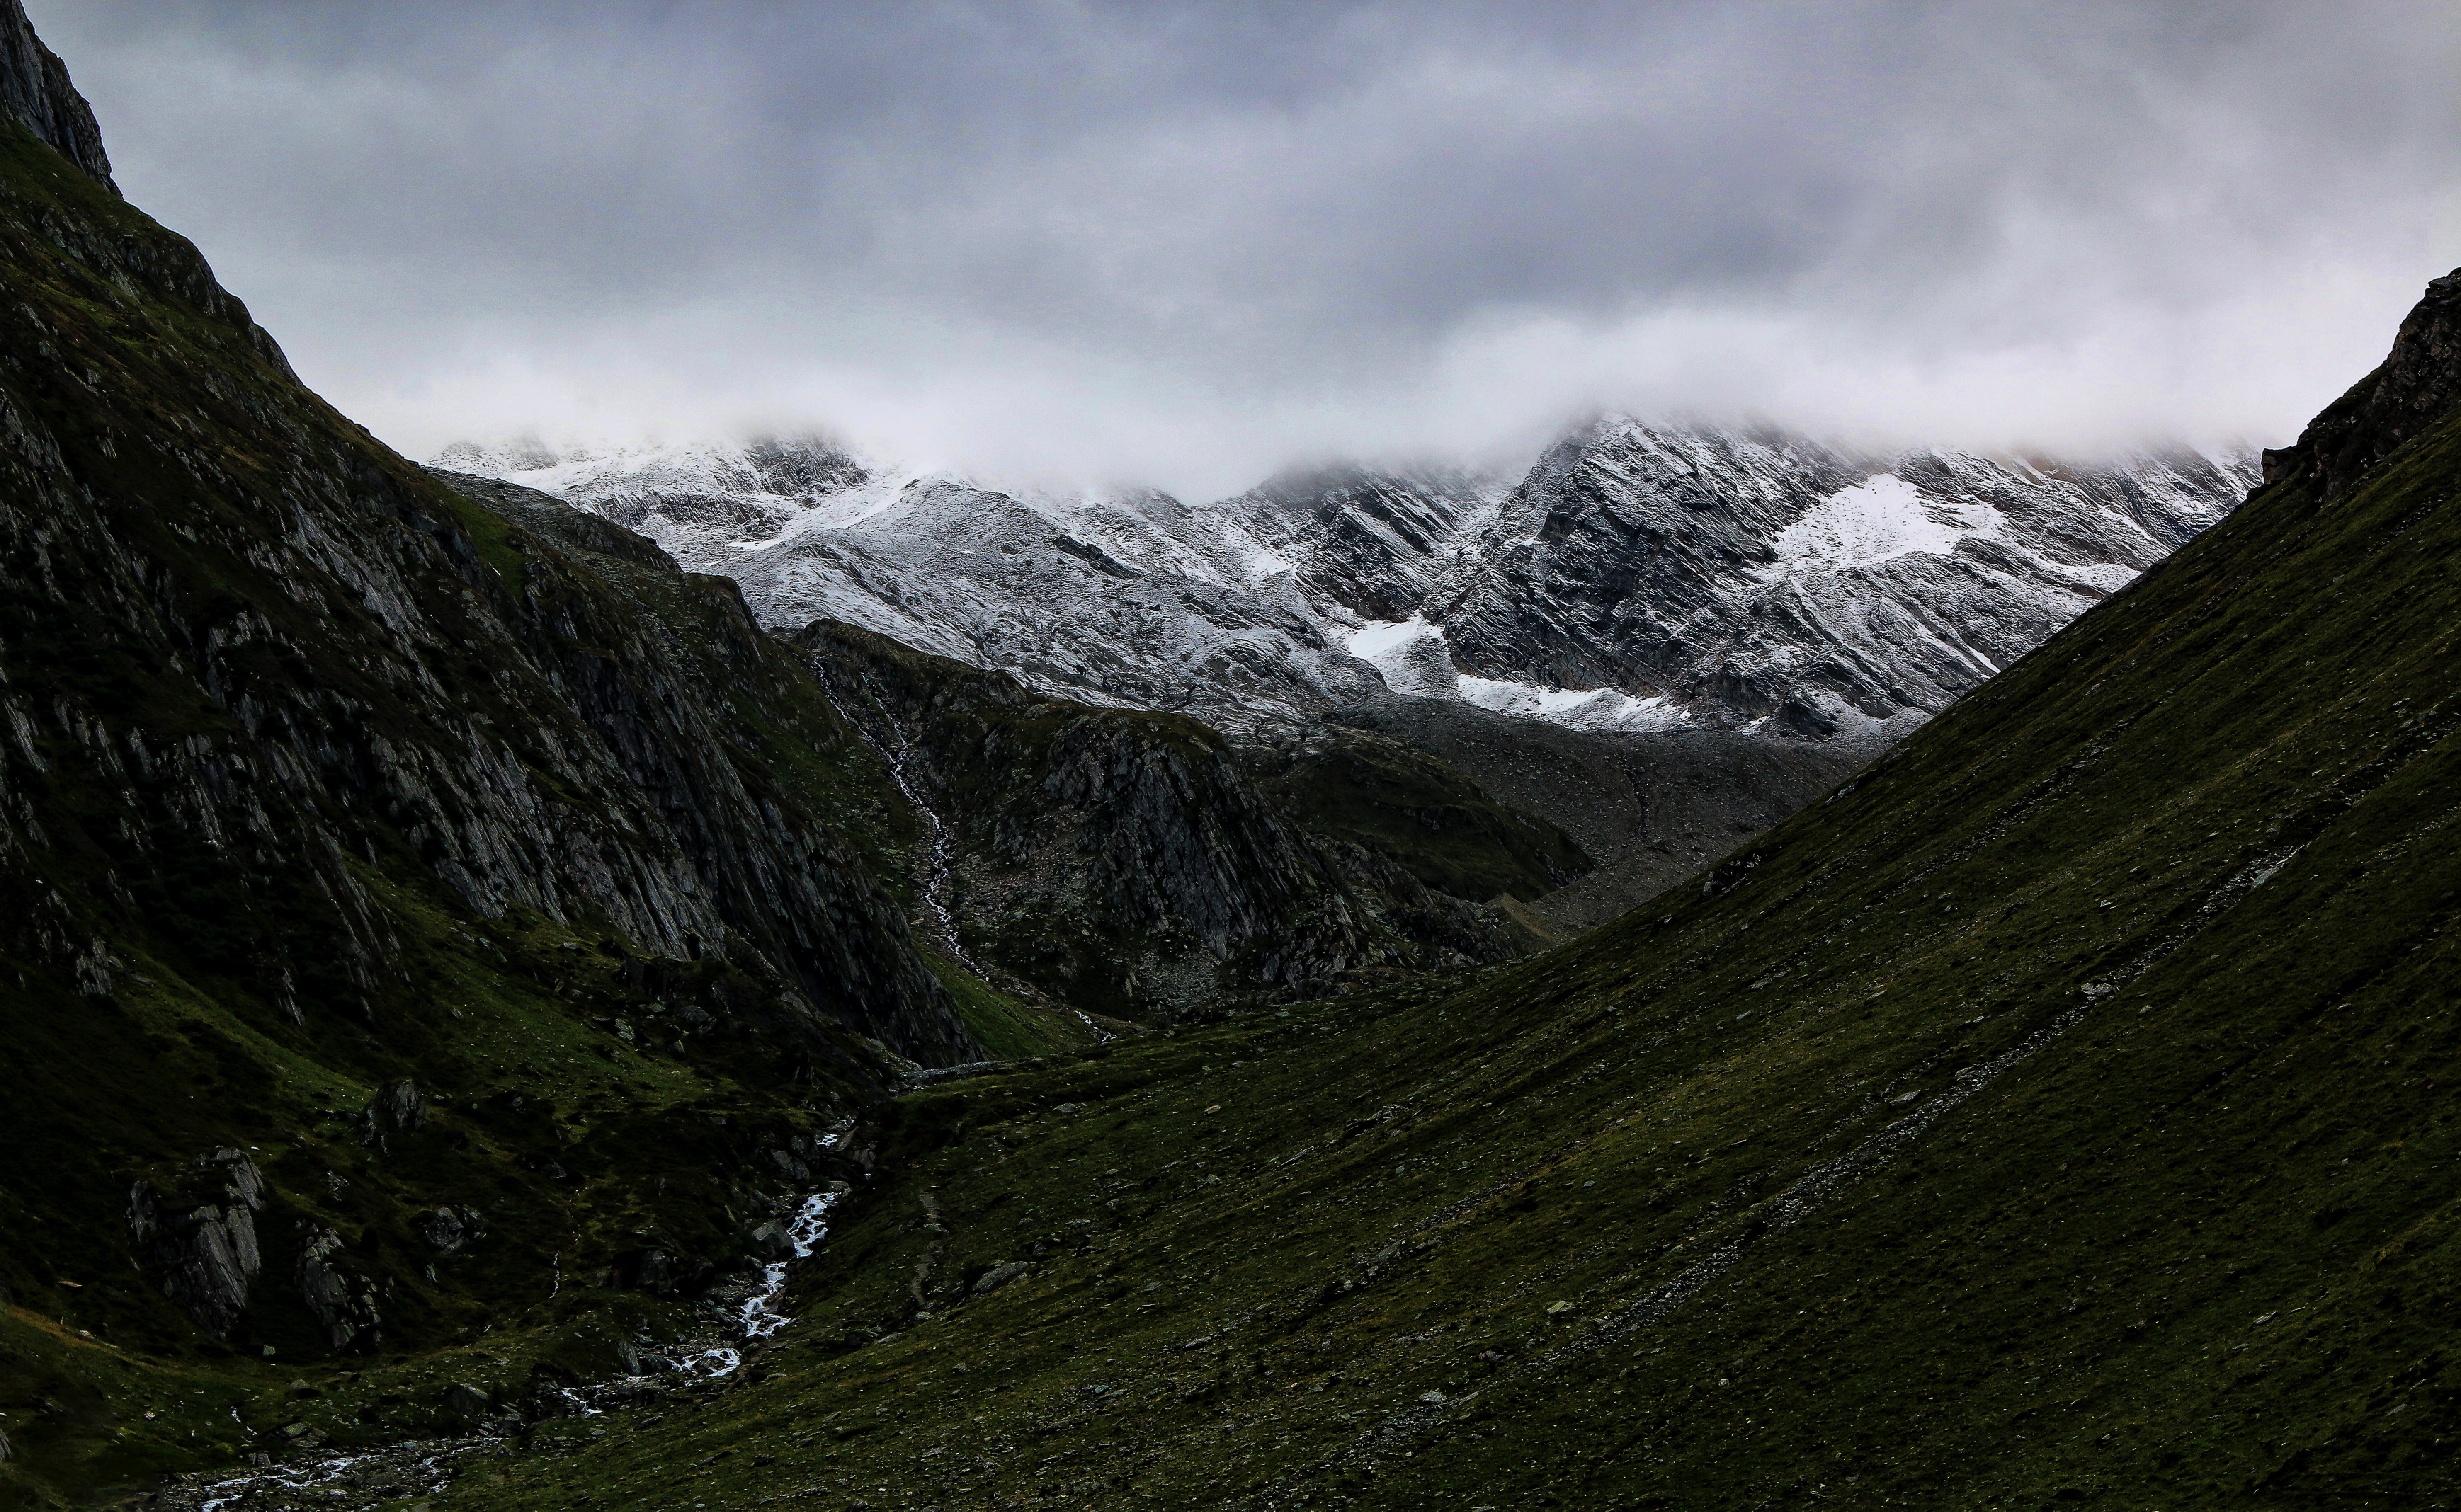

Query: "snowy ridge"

xmin=433 ymin=420 xmax=2255 ymax=742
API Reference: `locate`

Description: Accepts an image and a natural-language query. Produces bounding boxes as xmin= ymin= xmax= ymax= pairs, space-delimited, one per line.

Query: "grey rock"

xmin=0 ymin=0 xmax=115 ymax=192
xmin=972 ymin=1260 xmax=1031 ymax=1296
xmin=442 ymin=1382 xmax=492 ymax=1421
xmin=625 ymin=1250 xmax=680 ymax=1296
xmin=2271 ymin=265 xmax=2461 ymax=499
xmin=357 ymin=1078 xmax=427 ymax=1152
xmin=749 ymin=1220 xmax=796 ymax=1261
xmin=126 ymin=1149 xmax=265 ymax=1340
xmin=295 ymin=1226 xmax=381 ymax=1352
xmin=413 ymin=1206 xmax=484 ymax=1255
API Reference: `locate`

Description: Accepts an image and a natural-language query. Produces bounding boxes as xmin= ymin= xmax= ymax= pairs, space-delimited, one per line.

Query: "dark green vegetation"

xmin=443 ymin=281 xmax=2461 ymax=1509
xmin=3 ymin=3 xmax=2457 ymax=1505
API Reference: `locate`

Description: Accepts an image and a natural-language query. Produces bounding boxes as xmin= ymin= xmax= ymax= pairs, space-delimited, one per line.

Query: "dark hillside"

xmin=0 ymin=31 xmax=996 ymax=1503
xmin=473 ymin=269 xmax=2461 ymax=1510
xmin=795 ymin=620 xmax=1579 ymax=1021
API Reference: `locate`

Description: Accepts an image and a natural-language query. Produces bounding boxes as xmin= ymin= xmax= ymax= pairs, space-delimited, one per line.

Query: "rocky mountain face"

xmin=459 ymin=263 xmax=2461 ymax=1512
xmin=437 ymin=426 xmax=2253 ymax=746
xmin=438 ymin=426 xmax=2247 ymax=932
xmin=0 ymin=31 xmax=1025 ymax=1494
xmin=0 ymin=0 xmax=112 ymax=192
xmin=2271 ymin=267 xmax=2461 ymax=499
xmin=1432 ymin=420 xmax=2255 ymax=739
xmin=795 ymin=621 xmax=1582 ymax=1020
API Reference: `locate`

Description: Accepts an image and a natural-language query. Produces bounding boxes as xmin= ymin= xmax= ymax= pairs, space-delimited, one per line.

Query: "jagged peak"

xmin=2267 ymin=264 xmax=2461 ymax=500
xmin=0 ymin=0 xmax=116 ymax=194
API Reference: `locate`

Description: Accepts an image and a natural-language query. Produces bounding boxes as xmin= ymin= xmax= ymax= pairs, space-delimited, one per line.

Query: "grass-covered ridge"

xmin=450 ymin=311 xmax=2461 ymax=1509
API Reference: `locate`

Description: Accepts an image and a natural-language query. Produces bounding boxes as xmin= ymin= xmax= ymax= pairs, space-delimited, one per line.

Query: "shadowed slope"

xmin=459 ymin=270 xmax=2461 ymax=1510
xmin=0 ymin=51 xmax=986 ymax=1505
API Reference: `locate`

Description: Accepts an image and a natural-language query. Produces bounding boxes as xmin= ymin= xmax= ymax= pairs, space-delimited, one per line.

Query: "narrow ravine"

xmin=813 ymin=666 xmax=979 ymax=971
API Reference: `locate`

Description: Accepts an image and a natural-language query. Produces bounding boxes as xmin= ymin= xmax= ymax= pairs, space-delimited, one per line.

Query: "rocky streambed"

xmin=153 ymin=1192 xmax=843 ymax=1511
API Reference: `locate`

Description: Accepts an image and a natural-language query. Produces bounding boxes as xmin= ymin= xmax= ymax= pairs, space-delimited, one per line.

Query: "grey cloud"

xmin=27 ymin=0 xmax=2461 ymax=493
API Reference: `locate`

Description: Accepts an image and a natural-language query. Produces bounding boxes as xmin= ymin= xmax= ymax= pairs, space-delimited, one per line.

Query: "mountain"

xmin=0 ymin=35 xmax=1656 ymax=1499
xmin=426 ymin=261 xmax=2461 ymax=1510
xmin=437 ymin=428 xmax=2251 ymax=929
xmin=0 ymin=16 xmax=1086 ymax=1502
xmin=4 ymin=4 xmax=2443 ymax=1507
xmin=434 ymin=427 xmax=2255 ymax=744
xmin=0 ymin=0 xmax=113 ymax=191
xmin=472 ymin=464 xmax=1590 ymax=1024
xmin=1432 ymin=420 xmax=2252 ymax=739
xmin=0 ymin=18 xmax=1597 ymax=1500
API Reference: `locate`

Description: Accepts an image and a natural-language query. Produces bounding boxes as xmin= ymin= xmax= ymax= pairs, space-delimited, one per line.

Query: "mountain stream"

xmin=172 ymin=1178 xmax=844 ymax=1510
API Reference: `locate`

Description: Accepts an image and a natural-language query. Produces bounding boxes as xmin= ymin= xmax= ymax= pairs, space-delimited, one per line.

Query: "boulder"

xmin=126 ymin=1149 xmax=265 ymax=1340
xmin=295 ymin=1226 xmax=381 ymax=1352
xmin=413 ymin=1205 xmax=485 ymax=1255
xmin=972 ymin=1260 xmax=1031 ymax=1296
xmin=356 ymin=1080 xmax=427 ymax=1153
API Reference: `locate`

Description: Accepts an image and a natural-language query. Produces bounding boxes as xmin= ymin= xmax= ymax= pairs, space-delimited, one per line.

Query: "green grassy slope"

xmin=459 ymin=296 xmax=2461 ymax=1510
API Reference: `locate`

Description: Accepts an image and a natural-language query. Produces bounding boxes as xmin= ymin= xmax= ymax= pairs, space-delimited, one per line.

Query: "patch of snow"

xmin=1347 ymin=615 xmax=1439 ymax=660
xmin=1768 ymin=474 xmax=1974 ymax=576
xmin=1346 ymin=615 xmax=1458 ymax=699
xmin=1457 ymin=674 xmax=1692 ymax=734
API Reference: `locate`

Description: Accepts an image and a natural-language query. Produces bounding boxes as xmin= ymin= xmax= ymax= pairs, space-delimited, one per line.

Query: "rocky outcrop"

xmin=295 ymin=1226 xmax=381 ymax=1352
xmin=2267 ymin=267 xmax=2461 ymax=499
xmin=0 ymin=122 xmax=970 ymax=1066
xmin=413 ymin=1206 xmax=485 ymax=1255
xmin=1232 ymin=462 xmax=1501 ymax=623
xmin=0 ymin=0 xmax=114 ymax=192
xmin=127 ymin=1151 xmax=266 ymax=1340
xmin=356 ymin=1079 xmax=427 ymax=1152
xmin=426 ymin=470 xmax=976 ymax=1063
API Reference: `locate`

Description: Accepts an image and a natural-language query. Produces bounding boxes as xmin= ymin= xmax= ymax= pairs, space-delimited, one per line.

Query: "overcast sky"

xmin=31 ymin=0 xmax=2461 ymax=495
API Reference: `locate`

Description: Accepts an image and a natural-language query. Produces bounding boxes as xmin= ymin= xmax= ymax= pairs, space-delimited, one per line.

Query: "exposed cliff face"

xmin=0 ymin=156 xmax=964 ymax=1058
xmin=0 ymin=0 xmax=113 ymax=192
xmin=0 ymin=42 xmax=988 ymax=1488
xmin=439 ymin=426 xmax=2248 ymax=928
xmin=1229 ymin=462 xmax=1502 ymax=623
xmin=2267 ymin=266 xmax=2461 ymax=499
xmin=419 ymin=470 xmax=972 ymax=1061
xmin=797 ymin=622 xmax=1578 ymax=1019
xmin=437 ymin=428 xmax=2249 ymax=747
xmin=1432 ymin=420 xmax=2255 ymax=739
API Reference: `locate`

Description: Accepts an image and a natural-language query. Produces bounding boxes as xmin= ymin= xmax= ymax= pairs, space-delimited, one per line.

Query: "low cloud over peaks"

xmin=34 ymin=0 xmax=2461 ymax=495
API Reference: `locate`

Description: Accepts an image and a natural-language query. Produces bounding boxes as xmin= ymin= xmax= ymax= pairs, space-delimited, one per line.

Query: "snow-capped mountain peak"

xmin=430 ymin=422 xmax=2254 ymax=744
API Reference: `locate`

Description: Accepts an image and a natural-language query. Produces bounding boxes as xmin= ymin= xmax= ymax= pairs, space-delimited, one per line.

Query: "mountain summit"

xmin=0 ymin=0 xmax=113 ymax=192
xmin=438 ymin=426 xmax=2254 ymax=743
